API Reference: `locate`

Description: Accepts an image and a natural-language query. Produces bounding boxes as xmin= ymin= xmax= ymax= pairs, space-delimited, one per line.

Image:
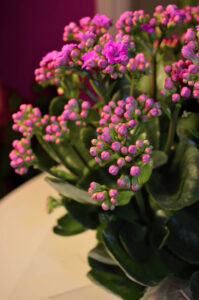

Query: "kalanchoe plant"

xmin=10 ymin=4 xmax=199 ymax=300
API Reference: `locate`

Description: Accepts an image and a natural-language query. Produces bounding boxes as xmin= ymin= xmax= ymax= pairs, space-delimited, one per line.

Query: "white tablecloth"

xmin=0 ymin=174 xmax=119 ymax=300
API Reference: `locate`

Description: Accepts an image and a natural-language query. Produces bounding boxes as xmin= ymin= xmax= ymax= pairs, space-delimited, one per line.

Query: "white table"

xmin=0 ymin=173 xmax=119 ymax=300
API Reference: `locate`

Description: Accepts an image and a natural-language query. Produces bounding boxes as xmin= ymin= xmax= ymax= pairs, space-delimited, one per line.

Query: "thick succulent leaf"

xmin=49 ymin=167 xmax=77 ymax=183
xmin=119 ymin=222 xmax=149 ymax=262
xmin=63 ymin=197 xmax=100 ymax=229
xmin=88 ymin=268 xmax=144 ymax=300
xmin=151 ymin=150 xmax=168 ymax=169
xmin=190 ymin=271 xmax=199 ymax=300
xmin=111 ymin=201 xmax=139 ymax=223
xmin=116 ymin=190 xmax=134 ymax=206
xmin=177 ymin=113 xmax=199 ymax=146
xmin=138 ymin=163 xmax=153 ymax=185
xmin=103 ymin=222 xmax=171 ymax=286
xmin=53 ymin=214 xmax=85 ymax=236
xmin=137 ymin=118 xmax=160 ymax=149
xmin=45 ymin=176 xmax=98 ymax=205
xmin=49 ymin=96 xmax=67 ymax=116
xmin=147 ymin=142 xmax=199 ymax=211
xmin=88 ymin=243 xmax=117 ymax=266
xmin=167 ymin=209 xmax=199 ymax=264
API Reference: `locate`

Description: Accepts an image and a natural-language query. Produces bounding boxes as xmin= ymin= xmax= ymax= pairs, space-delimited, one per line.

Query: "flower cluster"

xmin=88 ymin=182 xmax=118 ymax=211
xmin=162 ymin=26 xmax=199 ymax=102
xmin=35 ymin=11 xmax=155 ymax=87
xmin=12 ymin=104 xmax=42 ymax=138
xmin=58 ymin=98 xmax=91 ymax=127
xmin=9 ymin=138 xmax=37 ymax=174
xmin=63 ymin=14 xmax=112 ymax=43
xmin=88 ymin=96 xmax=161 ymax=209
xmin=115 ymin=5 xmax=186 ymax=38
xmin=181 ymin=5 xmax=199 ymax=24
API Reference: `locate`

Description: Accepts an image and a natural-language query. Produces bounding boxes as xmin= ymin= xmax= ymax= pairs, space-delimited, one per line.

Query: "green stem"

xmin=152 ymin=53 xmax=157 ymax=100
xmin=164 ymin=104 xmax=181 ymax=154
xmin=140 ymin=39 xmax=153 ymax=55
xmin=72 ymin=145 xmax=90 ymax=170
xmin=50 ymin=144 xmax=79 ymax=177
xmin=135 ymin=190 xmax=148 ymax=222
xmin=130 ymin=78 xmax=134 ymax=96
xmin=89 ymin=79 xmax=105 ymax=101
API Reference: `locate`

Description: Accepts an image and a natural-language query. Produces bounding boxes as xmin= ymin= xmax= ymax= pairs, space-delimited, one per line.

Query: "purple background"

xmin=0 ymin=0 xmax=95 ymax=99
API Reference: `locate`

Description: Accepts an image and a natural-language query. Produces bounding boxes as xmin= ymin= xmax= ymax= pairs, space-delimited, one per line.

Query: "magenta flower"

xmin=141 ymin=23 xmax=154 ymax=34
xmin=102 ymin=40 xmax=128 ymax=64
xmin=92 ymin=14 xmax=111 ymax=28
xmin=81 ymin=50 xmax=99 ymax=70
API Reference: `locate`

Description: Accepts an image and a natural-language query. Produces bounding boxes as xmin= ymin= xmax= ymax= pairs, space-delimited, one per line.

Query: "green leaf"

xmin=177 ymin=113 xmax=199 ymax=146
xmin=88 ymin=243 xmax=117 ymax=266
xmin=116 ymin=190 xmax=134 ymax=206
xmin=138 ymin=163 xmax=153 ymax=185
xmin=103 ymin=222 xmax=171 ymax=286
xmin=190 ymin=271 xmax=199 ymax=300
xmin=151 ymin=150 xmax=168 ymax=169
xmin=138 ymin=118 xmax=160 ymax=149
xmin=53 ymin=214 xmax=85 ymax=236
xmin=119 ymin=222 xmax=149 ymax=262
xmin=49 ymin=167 xmax=77 ymax=182
xmin=63 ymin=197 xmax=100 ymax=229
xmin=111 ymin=201 xmax=139 ymax=223
xmin=88 ymin=268 xmax=144 ymax=300
xmin=49 ymin=96 xmax=67 ymax=116
xmin=45 ymin=176 xmax=98 ymax=205
xmin=147 ymin=142 xmax=199 ymax=211
xmin=167 ymin=209 xmax=199 ymax=264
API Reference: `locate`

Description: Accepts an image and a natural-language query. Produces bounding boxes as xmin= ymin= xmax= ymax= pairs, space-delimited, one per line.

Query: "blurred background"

xmin=0 ymin=0 xmax=198 ymax=199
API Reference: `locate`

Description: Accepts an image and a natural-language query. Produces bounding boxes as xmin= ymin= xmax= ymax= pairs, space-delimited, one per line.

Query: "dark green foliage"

xmin=147 ymin=142 xmax=199 ymax=211
xmin=53 ymin=214 xmax=86 ymax=236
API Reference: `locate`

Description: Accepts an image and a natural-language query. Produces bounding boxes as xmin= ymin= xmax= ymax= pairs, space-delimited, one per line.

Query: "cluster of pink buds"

xmin=181 ymin=5 xmax=199 ymax=24
xmin=96 ymin=95 xmax=161 ymax=129
xmin=161 ymin=26 xmax=199 ymax=102
xmin=153 ymin=5 xmax=185 ymax=28
xmin=115 ymin=10 xmax=152 ymax=34
xmin=9 ymin=138 xmax=37 ymax=174
xmin=35 ymin=44 xmax=78 ymax=85
xmin=58 ymin=98 xmax=91 ymax=127
xmin=88 ymin=96 xmax=158 ymax=203
xmin=88 ymin=182 xmax=118 ymax=210
xmin=127 ymin=53 xmax=151 ymax=74
xmin=159 ymin=34 xmax=179 ymax=50
xmin=63 ymin=14 xmax=112 ymax=43
xmin=12 ymin=104 xmax=42 ymax=138
xmin=43 ymin=115 xmax=68 ymax=144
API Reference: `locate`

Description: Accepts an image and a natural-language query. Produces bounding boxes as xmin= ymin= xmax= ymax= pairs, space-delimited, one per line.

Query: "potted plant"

xmin=10 ymin=4 xmax=199 ymax=299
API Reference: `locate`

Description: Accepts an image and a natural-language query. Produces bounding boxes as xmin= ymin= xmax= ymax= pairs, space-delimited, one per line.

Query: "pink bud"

xmin=101 ymin=151 xmax=110 ymax=160
xmin=111 ymin=141 xmax=121 ymax=152
xmin=109 ymin=165 xmax=119 ymax=175
xmin=128 ymin=145 xmax=137 ymax=154
xmin=130 ymin=165 xmax=140 ymax=177
xmin=109 ymin=189 xmax=118 ymax=198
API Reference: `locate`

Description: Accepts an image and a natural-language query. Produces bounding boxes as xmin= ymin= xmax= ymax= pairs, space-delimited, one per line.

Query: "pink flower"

xmin=181 ymin=87 xmax=191 ymax=98
xmin=141 ymin=23 xmax=154 ymax=34
xmin=102 ymin=40 xmax=128 ymax=64
xmin=81 ymin=50 xmax=99 ymax=70
xmin=92 ymin=14 xmax=111 ymax=28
